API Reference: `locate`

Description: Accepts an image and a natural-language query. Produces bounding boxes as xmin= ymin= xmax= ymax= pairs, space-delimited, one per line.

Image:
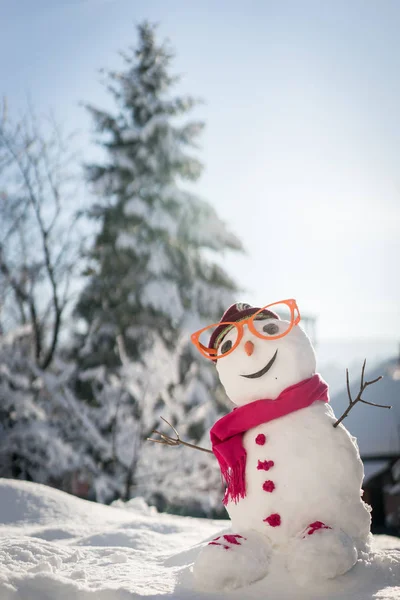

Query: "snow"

xmin=119 ymin=115 xmax=170 ymax=144
xmin=141 ymin=279 xmax=185 ymax=322
xmin=0 ymin=479 xmax=399 ymax=599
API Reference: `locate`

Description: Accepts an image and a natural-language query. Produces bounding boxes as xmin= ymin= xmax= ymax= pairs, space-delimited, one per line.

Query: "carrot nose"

xmin=244 ymin=340 xmax=254 ymax=356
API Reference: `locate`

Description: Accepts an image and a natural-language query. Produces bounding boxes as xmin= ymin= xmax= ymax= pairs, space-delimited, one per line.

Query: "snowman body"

xmin=226 ymin=402 xmax=370 ymax=549
xmin=192 ymin=304 xmax=371 ymax=591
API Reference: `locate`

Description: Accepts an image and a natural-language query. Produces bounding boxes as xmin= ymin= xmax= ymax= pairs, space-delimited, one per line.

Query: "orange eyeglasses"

xmin=191 ymin=299 xmax=301 ymax=360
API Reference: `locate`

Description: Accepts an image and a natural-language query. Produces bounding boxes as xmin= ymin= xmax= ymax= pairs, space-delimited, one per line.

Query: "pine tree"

xmin=74 ymin=22 xmax=243 ymax=505
xmin=76 ymin=21 xmax=242 ymax=366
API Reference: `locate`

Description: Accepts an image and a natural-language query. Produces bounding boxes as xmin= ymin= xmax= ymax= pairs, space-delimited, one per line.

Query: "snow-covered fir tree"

xmin=76 ymin=21 xmax=241 ymax=364
xmin=73 ymin=22 xmax=242 ymax=509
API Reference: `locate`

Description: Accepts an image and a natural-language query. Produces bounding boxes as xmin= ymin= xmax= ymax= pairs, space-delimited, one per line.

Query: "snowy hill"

xmin=0 ymin=480 xmax=399 ymax=599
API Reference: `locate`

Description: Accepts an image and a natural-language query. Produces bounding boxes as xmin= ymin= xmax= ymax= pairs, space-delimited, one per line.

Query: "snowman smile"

xmin=240 ymin=349 xmax=278 ymax=379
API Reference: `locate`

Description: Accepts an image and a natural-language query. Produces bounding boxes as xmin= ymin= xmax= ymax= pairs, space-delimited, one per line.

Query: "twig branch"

xmin=0 ymin=244 xmax=42 ymax=359
xmin=0 ymin=109 xmax=80 ymax=370
xmin=147 ymin=417 xmax=214 ymax=454
xmin=333 ymin=359 xmax=390 ymax=428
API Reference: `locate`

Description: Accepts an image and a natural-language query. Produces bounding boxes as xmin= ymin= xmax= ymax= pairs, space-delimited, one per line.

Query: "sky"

xmin=1 ymin=0 xmax=400 ymax=341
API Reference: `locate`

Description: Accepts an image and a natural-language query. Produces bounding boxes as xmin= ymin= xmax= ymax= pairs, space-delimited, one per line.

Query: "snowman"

xmin=151 ymin=299 xmax=373 ymax=591
xmin=187 ymin=299 xmax=372 ymax=591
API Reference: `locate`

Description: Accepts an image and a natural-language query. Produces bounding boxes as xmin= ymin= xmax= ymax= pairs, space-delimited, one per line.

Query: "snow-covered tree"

xmin=136 ymin=339 xmax=230 ymax=517
xmin=0 ymin=105 xmax=99 ymax=494
xmin=0 ymin=326 xmax=106 ymax=495
xmin=0 ymin=106 xmax=83 ymax=369
xmin=75 ymin=21 xmax=242 ymax=366
xmin=72 ymin=22 xmax=242 ymax=506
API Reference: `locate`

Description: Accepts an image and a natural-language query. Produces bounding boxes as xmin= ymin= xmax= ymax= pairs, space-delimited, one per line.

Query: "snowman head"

xmin=191 ymin=300 xmax=316 ymax=406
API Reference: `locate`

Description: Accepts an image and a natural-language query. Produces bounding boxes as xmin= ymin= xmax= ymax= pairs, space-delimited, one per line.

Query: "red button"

xmin=257 ymin=460 xmax=274 ymax=471
xmin=255 ymin=434 xmax=266 ymax=445
xmin=262 ymin=480 xmax=275 ymax=493
xmin=263 ymin=513 xmax=281 ymax=527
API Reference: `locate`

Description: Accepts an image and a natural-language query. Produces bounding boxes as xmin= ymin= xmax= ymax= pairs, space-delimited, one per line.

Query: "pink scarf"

xmin=210 ymin=374 xmax=329 ymax=504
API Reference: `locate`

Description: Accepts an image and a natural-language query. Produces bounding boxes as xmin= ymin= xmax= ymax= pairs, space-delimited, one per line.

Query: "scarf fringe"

xmin=221 ymin=455 xmax=247 ymax=505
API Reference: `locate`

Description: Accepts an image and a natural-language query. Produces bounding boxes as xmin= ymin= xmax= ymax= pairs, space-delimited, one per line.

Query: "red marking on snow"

xmin=209 ymin=541 xmax=230 ymax=550
xmin=255 ymin=434 xmax=266 ymax=445
xmin=223 ymin=534 xmax=245 ymax=545
xmin=303 ymin=521 xmax=332 ymax=538
xmin=264 ymin=513 xmax=281 ymax=527
xmin=212 ymin=536 xmax=221 ymax=541
xmin=262 ymin=480 xmax=275 ymax=493
xmin=257 ymin=460 xmax=274 ymax=471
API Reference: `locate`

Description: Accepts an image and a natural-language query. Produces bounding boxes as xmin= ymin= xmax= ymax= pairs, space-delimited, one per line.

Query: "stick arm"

xmin=147 ymin=417 xmax=214 ymax=454
xmin=333 ymin=359 xmax=390 ymax=428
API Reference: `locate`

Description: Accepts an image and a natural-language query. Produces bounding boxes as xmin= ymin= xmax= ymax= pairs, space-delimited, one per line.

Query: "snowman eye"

xmin=220 ymin=340 xmax=233 ymax=354
xmin=263 ymin=323 xmax=279 ymax=335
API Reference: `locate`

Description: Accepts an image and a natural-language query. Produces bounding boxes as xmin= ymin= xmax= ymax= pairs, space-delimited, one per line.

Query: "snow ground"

xmin=0 ymin=479 xmax=399 ymax=600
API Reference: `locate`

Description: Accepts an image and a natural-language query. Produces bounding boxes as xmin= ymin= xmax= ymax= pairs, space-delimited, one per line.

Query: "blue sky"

xmin=1 ymin=0 xmax=400 ymax=341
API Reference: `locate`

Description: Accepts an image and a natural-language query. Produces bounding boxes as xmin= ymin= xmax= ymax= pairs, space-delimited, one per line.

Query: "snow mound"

xmin=0 ymin=479 xmax=399 ymax=599
xmin=0 ymin=479 xmax=113 ymax=526
xmin=110 ymin=496 xmax=158 ymax=516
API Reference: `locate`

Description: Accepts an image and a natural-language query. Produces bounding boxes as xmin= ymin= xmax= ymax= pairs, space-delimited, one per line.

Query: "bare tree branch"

xmin=333 ymin=359 xmax=390 ymax=428
xmin=0 ymin=245 xmax=42 ymax=359
xmin=148 ymin=416 xmax=213 ymax=454
xmin=1 ymin=126 xmax=63 ymax=369
xmin=0 ymin=106 xmax=83 ymax=369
